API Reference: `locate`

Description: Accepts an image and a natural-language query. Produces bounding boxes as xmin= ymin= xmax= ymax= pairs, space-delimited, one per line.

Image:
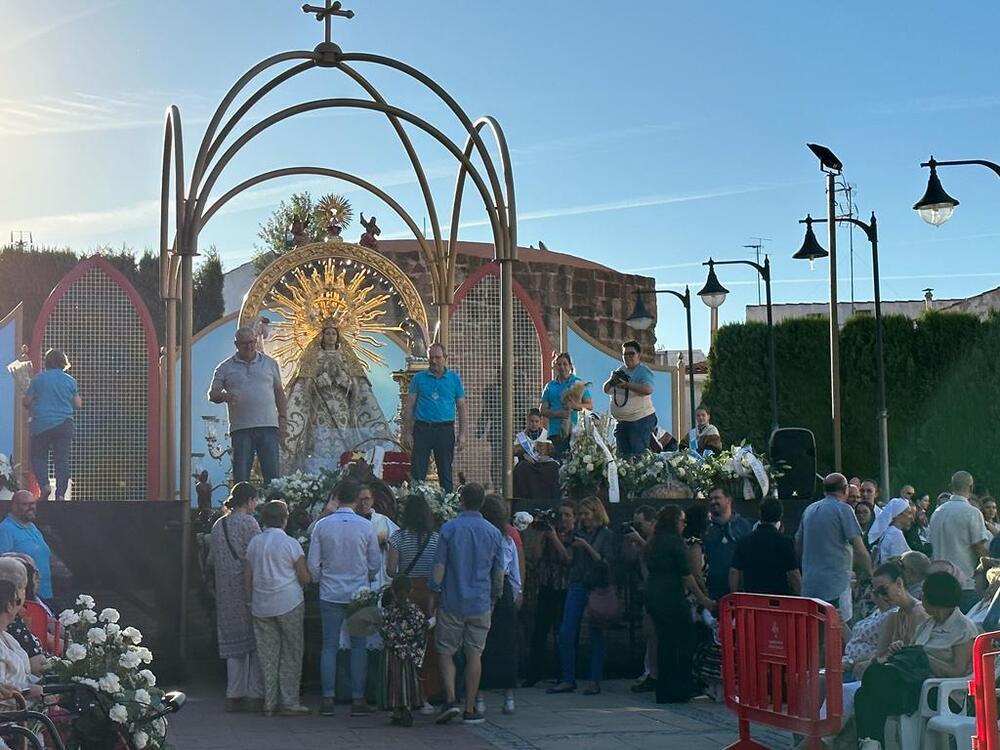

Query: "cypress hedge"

xmin=702 ymin=310 xmax=1000 ymax=495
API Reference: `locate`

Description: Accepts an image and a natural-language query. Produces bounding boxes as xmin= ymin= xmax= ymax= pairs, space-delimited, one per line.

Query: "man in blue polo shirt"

xmin=0 ymin=491 xmax=53 ymax=601
xmin=404 ymin=343 xmax=467 ymax=493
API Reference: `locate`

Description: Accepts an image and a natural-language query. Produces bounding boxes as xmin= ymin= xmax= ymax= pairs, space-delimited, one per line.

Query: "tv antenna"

xmin=743 ymin=238 xmax=771 ymax=304
xmin=9 ymin=230 xmax=33 ymax=250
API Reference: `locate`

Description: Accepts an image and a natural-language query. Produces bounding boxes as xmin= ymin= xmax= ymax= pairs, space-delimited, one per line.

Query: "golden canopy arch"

xmin=238 ymin=241 xmax=429 ymax=364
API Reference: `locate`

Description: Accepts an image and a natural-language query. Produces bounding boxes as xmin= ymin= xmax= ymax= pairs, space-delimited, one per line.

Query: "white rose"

xmin=138 ymin=669 xmax=156 ymax=686
xmin=134 ymin=688 xmax=151 ymax=705
xmin=120 ymin=650 xmax=142 ymax=669
xmin=66 ymin=643 xmax=87 ymax=662
xmin=59 ymin=609 xmax=80 ymax=627
xmin=86 ymin=627 xmax=107 ymax=645
xmin=105 ymin=623 xmax=121 ymax=637
xmin=73 ymin=677 xmax=100 ymax=690
xmin=109 ymin=703 xmax=128 ymax=724
xmin=99 ymin=673 xmax=122 ymax=694
xmin=151 ymin=717 xmax=166 ymax=736
xmin=133 ymin=730 xmax=149 ymax=749
xmin=80 ymin=609 xmax=97 ymax=625
xmin=76 ymin=595 xmax=96 ymax=610
xmin=136 ymin=647 xmax=153 ymax=664
xmin=122 ymin=627 xmax=142 ymax=645
xmin=99 ymin=608 xmax=120 ymax=624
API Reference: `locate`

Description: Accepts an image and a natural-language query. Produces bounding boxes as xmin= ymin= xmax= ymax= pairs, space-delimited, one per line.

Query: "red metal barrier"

xmin=719 ymin=593 xmax=842 ymax=750
xmin=971 ymin=630 xmax=1000 ymax=750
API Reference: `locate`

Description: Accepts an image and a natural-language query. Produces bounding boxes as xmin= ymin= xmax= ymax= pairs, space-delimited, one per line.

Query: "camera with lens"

xmin=609 ymin=368 xmax=631 ymax=388
xmin=530 ymin=508 xmax=559 ymax=531
xmin=620 ymin=521 xmax=636 ymax=535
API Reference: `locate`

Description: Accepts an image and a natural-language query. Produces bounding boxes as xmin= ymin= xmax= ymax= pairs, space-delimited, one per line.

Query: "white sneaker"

xmin=474 ymin=696 xmax=486 ymax=715
xmin=417 ymin=702 xmax=436 ymax=716
xmin=502 ymin=695 xmax=515 ymax=715
xmin=858 ymin=739 xmax=882 ymax=750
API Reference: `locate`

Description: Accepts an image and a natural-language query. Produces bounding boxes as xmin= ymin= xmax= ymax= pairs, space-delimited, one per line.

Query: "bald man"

xmin=0 ymin=491 xmax=52 ymax=601
xmin=929 ymin=470 xmax=991 ymax=612
xmin=209 ymin=326 xmax=287 ymax=483
xmin=795 ymin=473 xmax=872 ymax=610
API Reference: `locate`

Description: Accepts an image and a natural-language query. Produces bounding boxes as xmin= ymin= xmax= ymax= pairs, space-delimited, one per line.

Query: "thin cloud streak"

xmin=381 ymin=182 xmax=803 ymax=239
xmin=0 ymin=2 xmax=120 ymax=54
xmin=0 ymin=163 xmax=456 ymax=240
xmin=657 ymin=270 xmax=1000 ymax=289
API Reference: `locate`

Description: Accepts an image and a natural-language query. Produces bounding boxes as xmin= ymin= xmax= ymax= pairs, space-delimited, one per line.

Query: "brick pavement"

xmin=167 ymin=680 xmax=794 ymax=749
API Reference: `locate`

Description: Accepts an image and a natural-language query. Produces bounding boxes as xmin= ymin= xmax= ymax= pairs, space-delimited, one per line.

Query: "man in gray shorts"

xmin=429 ymin=483 xmax=503 ymax=725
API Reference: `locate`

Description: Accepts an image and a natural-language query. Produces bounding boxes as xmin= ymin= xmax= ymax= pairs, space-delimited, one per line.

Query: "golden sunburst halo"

xmin=314 ymin=193 xmax=353 ymax=229
xmin=266 ymin=258 xmax=398 ymax=370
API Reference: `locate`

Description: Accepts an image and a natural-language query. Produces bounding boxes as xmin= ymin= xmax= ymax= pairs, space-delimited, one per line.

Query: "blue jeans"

xmin=615 ymin=413 xmax=656 ymax=457
xmin=31 ymin=418 xmax=73 ymax=499
xmin=558 ymin=583 xmax=604 ymax=684
xmin=319 ymin=601 xmax=367 ymax=699
xmin=410 ymin=421 xmax=455 ymax=493
xmin=231 ymin=427 xmax=280 ymax=484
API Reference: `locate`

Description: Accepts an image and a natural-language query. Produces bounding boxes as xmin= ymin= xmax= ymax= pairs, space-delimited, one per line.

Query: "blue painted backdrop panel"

xmin=175 ymin=321 xmax=405 ymax=503
xmin=565 ymin=327 xmax=673 ymax=433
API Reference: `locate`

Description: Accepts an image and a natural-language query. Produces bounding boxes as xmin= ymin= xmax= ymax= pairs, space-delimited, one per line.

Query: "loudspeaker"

xmin=769 ymin=427 xmax=817 ymax=500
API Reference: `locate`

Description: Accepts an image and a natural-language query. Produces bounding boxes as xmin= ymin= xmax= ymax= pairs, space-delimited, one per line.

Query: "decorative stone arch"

xmin=449 ymin=263 xmax=549 ymax=489
xmin=30 ymin=256 xmax=161 ymax=501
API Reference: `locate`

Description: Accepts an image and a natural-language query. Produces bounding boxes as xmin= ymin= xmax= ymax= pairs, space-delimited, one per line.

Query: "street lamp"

xmin=698 ymin=257 xmax=779 ymax=436
xmin=626 ymin=286 xmax=697 ymax=435
xmin=794 ymin=211 xmax=890 ymax=499
xmin=913 ymin=155 xmax=1000 ymax=226
xmin=807 ymin=142 xmax=844 ymax=472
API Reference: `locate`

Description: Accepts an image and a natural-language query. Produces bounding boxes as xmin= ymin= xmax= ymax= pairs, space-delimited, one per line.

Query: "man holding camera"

xmin=603 ymin=340 xmax=656 ymax=457
xmin=621 ymin=506 xmax=659 ymax=693
xmin=523 ymin=500 xmax=577 ymax=688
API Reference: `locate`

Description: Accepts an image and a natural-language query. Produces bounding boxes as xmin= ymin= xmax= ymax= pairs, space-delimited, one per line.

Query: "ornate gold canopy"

xmin=238 ymin=241 xmax=428 ymax=370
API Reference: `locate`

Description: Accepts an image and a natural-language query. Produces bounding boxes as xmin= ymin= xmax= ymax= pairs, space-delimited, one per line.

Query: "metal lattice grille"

xmin=450 ymin=273 xmax=542 ymax=490
xmin=41 ymin=267 xmax=150 ymax=501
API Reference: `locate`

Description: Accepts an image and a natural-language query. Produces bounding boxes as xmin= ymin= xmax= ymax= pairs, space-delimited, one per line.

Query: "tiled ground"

xmin=167 ymin=680 xmax=794 ymax=750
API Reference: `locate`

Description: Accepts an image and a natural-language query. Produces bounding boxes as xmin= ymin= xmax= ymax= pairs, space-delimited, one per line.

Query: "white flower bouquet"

xmin=344 ymin=586 xmax=384 ymax=637
xmin=698 ymin=443 xmax=778 ymax=500
xmin=558 ymin=429 xmax=608 ymax=497
xmin=393 ymin=481 xmax=460 ymax=525
xmin=47 ymin=595 xmax=170 ymax=749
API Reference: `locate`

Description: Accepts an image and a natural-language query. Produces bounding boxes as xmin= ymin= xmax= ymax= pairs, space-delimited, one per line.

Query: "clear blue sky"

xmin=2 ymin=1 xmax=1000 ymax=353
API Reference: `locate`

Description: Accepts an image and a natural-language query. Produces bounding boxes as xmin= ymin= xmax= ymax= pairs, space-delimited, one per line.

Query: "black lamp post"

xmin=698 ymin=257 xmax=779 ymax=436
xmin=626 ymin=286 xmax=697 ymax=435
xmin=913 ymin=155 xmax=1000 ymax=226
xmin=794 ymin=211 xmax=890 ymax=499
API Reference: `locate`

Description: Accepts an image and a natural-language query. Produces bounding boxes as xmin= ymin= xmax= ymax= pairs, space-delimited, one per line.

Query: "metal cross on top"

xmin=302 ymin=1 xmax=355 ymax=45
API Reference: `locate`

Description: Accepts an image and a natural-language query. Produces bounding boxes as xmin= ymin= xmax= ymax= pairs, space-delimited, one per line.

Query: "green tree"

xmin=0 ymin=244 xmax=78 ymax=343
xmin=193 ymin=247 xmax=225 ymax=333
xmin=253 ymin=192 xmax=324 ymax=271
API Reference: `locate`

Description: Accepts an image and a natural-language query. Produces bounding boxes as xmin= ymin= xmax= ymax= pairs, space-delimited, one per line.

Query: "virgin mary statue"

xmin=283 ymin=322 xmax=394 ymax=473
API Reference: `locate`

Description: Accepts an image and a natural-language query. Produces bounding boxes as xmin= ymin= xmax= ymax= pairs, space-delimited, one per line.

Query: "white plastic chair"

xmin=883 ymin=675 xmax=968 ymax=750
xmin=923 ymin=676 xmax=984 ymax=750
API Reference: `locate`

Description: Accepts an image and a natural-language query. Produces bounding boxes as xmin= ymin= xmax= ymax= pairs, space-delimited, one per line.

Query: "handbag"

xmin=584 ymin=585 xmax=621 ymax=626
xmin=383 ymin=532 xmax=433 ymax=607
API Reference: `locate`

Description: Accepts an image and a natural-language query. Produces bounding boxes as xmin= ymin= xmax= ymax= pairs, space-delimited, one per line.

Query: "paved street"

xmin=168 ymin=679 xmax=794 ymax=749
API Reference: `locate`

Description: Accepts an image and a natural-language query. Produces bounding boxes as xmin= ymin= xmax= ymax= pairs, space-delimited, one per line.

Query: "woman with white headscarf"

xmin=868 ymin=497 xmax=913 ymax=565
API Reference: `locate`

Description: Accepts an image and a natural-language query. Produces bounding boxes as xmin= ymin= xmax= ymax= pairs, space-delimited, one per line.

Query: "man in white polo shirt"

xmin=929 ymin=470 xmax=991 ymax=612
